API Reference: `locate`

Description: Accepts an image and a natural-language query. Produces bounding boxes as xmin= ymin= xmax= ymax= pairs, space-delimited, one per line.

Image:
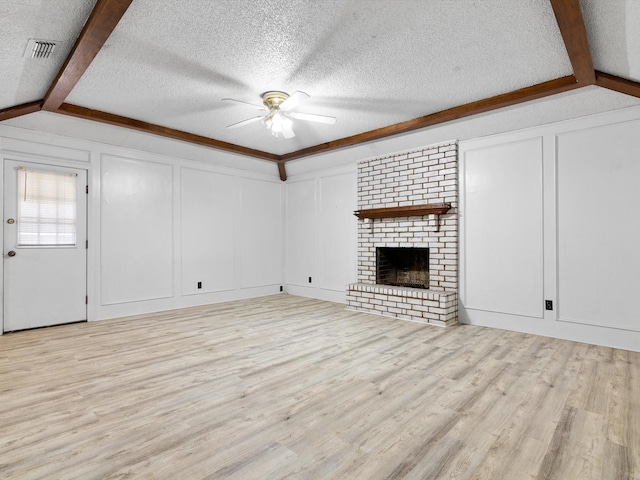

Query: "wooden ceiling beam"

xmin=595 ymin=71 xmax=640 ymax=99
xmin=42 ymin=0 xmax=134 ymax=111
xmin=0 ymin=100 xmax=42 ymax=122
xmin=280 ymin=76 xmax=580 ymax=162
xmin=549 ymin=0 xmax=595 ymax=85
xmin=57 ymin=103 xmax=281 ymax=162
xmin=24 ymin=0 xmax=594 ymax=179
xmin=4 ymin=0 xmax=600 ymax=180
xmin=277 ymin=161 xmax=287 ymax=182
xmin=3 ymin=75 xmax=583 ymax=177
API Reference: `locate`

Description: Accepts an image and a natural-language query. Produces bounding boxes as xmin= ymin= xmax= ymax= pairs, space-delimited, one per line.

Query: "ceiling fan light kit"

xmin=261 ymin=91 xmax=294 ymax=138
xmin=223 ymin=90 xmax=337 ymax=139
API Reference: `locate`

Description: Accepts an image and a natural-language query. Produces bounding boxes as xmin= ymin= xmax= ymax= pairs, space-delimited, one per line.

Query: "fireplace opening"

xmin=376 ymin=247 xmax=429 ymax=289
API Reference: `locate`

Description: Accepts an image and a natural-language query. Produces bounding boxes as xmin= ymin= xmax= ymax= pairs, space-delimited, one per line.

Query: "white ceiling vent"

xmin=24 ymin=39 xmax=61 ymax=59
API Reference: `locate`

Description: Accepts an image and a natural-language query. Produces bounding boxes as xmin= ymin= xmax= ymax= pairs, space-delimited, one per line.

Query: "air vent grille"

xmin=24 ymin=39 xmax=60 ymax=59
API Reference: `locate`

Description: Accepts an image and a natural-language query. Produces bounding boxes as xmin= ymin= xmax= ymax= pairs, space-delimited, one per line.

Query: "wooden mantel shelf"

xmin=353 ymin=203 xmax=451 ymax=220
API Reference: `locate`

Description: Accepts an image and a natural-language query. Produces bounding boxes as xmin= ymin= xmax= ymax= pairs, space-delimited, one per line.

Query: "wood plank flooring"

xmin=0 ymin=294 xmax=638 ymax=479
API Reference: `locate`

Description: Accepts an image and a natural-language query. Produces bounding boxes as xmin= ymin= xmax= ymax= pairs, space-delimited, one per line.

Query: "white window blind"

xmin=17 ymin=168 xmax=77 ymax=246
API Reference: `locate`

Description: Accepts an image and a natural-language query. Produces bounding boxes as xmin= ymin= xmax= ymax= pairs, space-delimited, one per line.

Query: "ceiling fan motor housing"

xmin=261 ymin=91 xmax=289 ymax=110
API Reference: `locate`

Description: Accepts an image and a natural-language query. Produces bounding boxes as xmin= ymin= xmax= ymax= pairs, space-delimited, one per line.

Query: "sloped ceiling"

xmin=1 ymin=0 xmax=640 ymax=180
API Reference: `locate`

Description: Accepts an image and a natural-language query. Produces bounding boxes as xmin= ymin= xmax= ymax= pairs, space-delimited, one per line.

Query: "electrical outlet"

xmin=308 ymin=277 xmax=312 ymax=283
xmin=545 ymin=300 xmax=553 ymax=311
xmin=279 ymin=286 xmax=283 ymax=292
xmin=197 ymin=281 xmax=202 ymax=289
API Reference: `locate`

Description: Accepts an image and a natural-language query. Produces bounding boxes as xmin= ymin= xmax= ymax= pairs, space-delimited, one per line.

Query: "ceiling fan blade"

xmin=289 ymin=111 xmax=337 ymax=125
xmin=226 ymin=115 xmax=264 ymax=129
xmin=281 ymin=121 xmax=296 ymax=139
xmin=222 ymin=98 xmax=266 ymax=111
xmin=279 ymin=91 xmax=310 ymax=112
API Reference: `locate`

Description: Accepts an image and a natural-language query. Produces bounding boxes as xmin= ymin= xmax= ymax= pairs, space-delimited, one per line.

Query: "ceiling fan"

xmin=222 ymin=91 xmax=336 ymax=139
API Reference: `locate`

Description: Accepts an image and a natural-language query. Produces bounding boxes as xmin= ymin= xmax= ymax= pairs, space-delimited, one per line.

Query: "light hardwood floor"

xmin=0 ymin=294 xmax=638 ymax=479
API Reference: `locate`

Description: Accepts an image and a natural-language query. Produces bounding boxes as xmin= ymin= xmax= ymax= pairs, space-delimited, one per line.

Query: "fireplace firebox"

xmin=376 ymin=247 xmax=430 ymax=289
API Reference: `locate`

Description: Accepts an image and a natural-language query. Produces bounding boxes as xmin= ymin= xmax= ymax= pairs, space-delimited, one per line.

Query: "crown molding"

xmin=0 ymin=100 xmax=42 ymax=122
xmin=595 ymin=71 xmax=640 ymax=99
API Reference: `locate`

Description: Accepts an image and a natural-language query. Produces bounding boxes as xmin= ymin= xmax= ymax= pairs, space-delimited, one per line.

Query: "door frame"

xmin=1 ymin=153 xmax=92 ymax=334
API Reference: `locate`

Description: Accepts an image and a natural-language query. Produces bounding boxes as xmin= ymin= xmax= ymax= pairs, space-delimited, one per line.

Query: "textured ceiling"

xmin=581 ymin=0 xmax=640 ymax=79
xmin=65 ymin=0 xmax=572 ymax=155
xmin=2 ymin=0 xmax=640 ymax=161
xmin=0 ymin=0 xmax=97 ymax=110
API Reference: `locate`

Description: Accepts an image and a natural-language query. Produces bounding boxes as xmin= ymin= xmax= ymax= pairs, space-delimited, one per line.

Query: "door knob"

xmin=6 ymin=218 xmax=15 ymax=224
xmin=7 ymin=251 xmax=16 ymax=257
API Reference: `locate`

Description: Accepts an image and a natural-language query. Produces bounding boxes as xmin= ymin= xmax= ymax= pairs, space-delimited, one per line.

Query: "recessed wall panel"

xmin=557 ymin=120 xmax=640 ymax=332
xmin=463 ymin=138 xmax=544 ymax=317
xmin=101 ymin=155 xmax=173 ymax=304
xmin=285 ymin=179 xmax=315 ymax=287
xmin=180 ymin=168 xmax=235 ymax=295
xmin=239 ymin=178 xmax=283 ymax=288
xmin=318 ymin=173 xmax=357 ymax=291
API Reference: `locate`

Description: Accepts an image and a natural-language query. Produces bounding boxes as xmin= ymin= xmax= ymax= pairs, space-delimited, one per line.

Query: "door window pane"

xmin=17 ymin=168 xmax=77 ymax=246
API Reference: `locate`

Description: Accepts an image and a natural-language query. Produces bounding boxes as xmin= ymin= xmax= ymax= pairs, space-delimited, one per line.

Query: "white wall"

xmin=101 ymin=155 xmax=175 ymax=305
xmin=0 ymin=124 xmax=284 ymax=328
xmin=462 ymin=138 xmax=544 ymax=318
xmin=459 ymin=108 xmax=640 ymax=351
xmin=283 ymin=104 xmax=640 ymax=351
xmin=556 ymin=120 xmax=640 ymax=332
xmin=284 ymin=165 xmax=357 ymax=303
xmin=3 ymin=98 xmax=640 ymax=351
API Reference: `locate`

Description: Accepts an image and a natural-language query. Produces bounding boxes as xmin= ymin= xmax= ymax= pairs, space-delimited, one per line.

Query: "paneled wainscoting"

xmin=0 ymin=295 xmax=638 ymax=479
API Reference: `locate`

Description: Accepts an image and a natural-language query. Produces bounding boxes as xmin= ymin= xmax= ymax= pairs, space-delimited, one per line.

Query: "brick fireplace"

xmin=346 ymin=141 xmax=458 ymax=326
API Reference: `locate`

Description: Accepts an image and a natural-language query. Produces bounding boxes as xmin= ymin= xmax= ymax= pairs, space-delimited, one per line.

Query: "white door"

xmin=3 ymin=160 xmax=87 ymax=331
